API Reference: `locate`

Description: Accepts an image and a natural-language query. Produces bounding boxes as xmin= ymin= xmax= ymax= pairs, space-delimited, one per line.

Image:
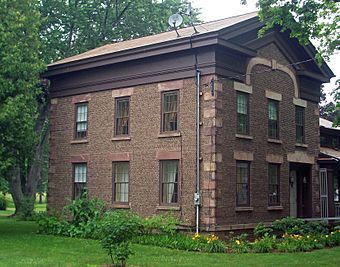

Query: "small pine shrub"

xmin=19 ymin=197 xmax=35 ymax=220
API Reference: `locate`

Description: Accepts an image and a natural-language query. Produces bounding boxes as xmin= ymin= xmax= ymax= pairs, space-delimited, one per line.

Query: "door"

xmin=290 ymin=170 xmax=297 ymax=217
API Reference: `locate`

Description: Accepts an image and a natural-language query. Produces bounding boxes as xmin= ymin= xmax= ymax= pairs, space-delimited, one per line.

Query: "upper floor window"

xmin=113 ymin=162 xmax=129 ymax=203
xmin=160 ymin=160 xmax=179 ymax=204
xmin=268 ymin=164 xmax=280 ymax=206
xmin=295 ymin=106 xmax=305 ymax=143
xmin=268 ymin=100 xmax=279 ymax=139
xmin=73 ymin=163 xmax=87 ymax=199
xmin=75 ymin=103 xmax=88 ymax=139
xmin=236 ymin=161 xmax=250 ymax=206
xmin=162 ymin=91 xmax=178 ymax=132
xmin=115 ymin=97 xmax=130 ymax=136
xmin=237 ymin=92 xmax=249 ymax=135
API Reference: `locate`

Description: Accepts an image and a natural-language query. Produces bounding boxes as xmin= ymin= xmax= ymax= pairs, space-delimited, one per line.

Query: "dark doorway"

xmin=289 ymin=163 xmax=312 ymax=218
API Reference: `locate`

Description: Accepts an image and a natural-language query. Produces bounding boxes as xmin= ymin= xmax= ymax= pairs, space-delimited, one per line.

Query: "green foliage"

xmin=272 ymin=217 xmax=328 ymax=235
xmin=141 ymin=213 xmax=180 ymax=235
xmin=0 ymin=195 xmax=6 ymax=210
xmin=135 ymin=232 xmax=226 ymax=253
xmin=251 ymin=233 xmax=277 ymax=253
xmin=100 ymin=211 xmax=141 ymax=266
xmin=254 ymin=0 xmax=339 ymax=61
xmin=39 ymin=0 xmax=201 ymax=63
xmin=229 ymin=233 xmax=250 ymax=253
xmin=254 ymin=223 xmax=273 ymax=238
xmin=19 ymin=197 xmax=36 ymax=220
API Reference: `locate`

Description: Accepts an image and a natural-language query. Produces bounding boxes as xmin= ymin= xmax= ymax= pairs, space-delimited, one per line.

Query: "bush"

xmin=0 ymin=195 xmax=6 ymax=210
xmin=100 ymin=211 xmax=141 ymax=267
xmin=229 ymin=233 xmax=250 ymax=253
xmin=254 ymin=223 xmax=273 ymax=238
xmin=251 ymin=233 xmax=276 ymax=253
xmin=19 ymin=197 xmax=36 ymax=220
xmin=272 ymin=217 xmax=328 ymax=236
xmin=141 ymin=213 xmax=179 ymax=235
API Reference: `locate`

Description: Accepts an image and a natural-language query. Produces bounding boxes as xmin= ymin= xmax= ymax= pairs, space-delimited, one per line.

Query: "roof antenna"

xmin=168 ymin=13 xmax=183 ymax=37
xmin=186 ymin=2 xmax=198 ymax=34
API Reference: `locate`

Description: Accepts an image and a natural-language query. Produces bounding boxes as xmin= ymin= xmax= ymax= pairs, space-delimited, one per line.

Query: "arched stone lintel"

xmin=245 ymin=57 xmax=299 ymax=98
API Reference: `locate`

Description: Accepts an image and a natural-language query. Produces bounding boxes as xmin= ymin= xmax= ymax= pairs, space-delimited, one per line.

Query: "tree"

xmin=0 ymin=0 xmax=46 ymax=214
xmin=40 ymin=0 xmax=201 ymax=63
xmin=242 ymin=0 xmax=339 ymax=62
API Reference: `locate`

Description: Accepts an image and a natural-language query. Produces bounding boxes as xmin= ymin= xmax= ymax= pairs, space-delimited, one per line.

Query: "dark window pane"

xmin=268 ymin=164 xmax=280 ymax=206
xmin=268 ymin=100 xmax=279 ymax=139
xmin=295 ymin=107 xmax=305 ymax=143
xmin=73 ymin=163 xmax=87 ymax=199
xmin=236 ymin=161 xmax=250 ymax=206
xmin=115 ymin=98 xmax=130 ymax=136
xmin=237 ymin=93 xmax=249 ymax=134
xmin=162 ymin=91 xmax=178 ymax=132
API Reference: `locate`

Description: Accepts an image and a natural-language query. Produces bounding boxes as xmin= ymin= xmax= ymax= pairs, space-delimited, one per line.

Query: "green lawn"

xmin=0 ymin=194 xmax=46 ymax=217
xmin=0 ymin=217 xmax=340 ymax=267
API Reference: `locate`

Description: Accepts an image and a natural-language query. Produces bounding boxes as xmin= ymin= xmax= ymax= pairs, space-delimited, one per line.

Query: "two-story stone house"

xmin=44 ymin=12 xmax=334 ymax=232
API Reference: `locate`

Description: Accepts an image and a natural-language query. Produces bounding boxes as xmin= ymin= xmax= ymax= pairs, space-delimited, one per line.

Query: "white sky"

xmin=191 ymin=0 xmax=339 ymax=99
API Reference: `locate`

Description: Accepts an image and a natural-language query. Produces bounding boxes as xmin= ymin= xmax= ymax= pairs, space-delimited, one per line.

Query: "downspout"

xmin=195 ymin=69 xmax=201 ymax=234
xmin=190 ymin=31 xmax=201 ymax=234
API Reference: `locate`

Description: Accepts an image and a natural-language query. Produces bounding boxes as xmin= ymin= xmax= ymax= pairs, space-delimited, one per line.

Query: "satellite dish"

xmin=168 ymin=14 xmax=183 ymax=28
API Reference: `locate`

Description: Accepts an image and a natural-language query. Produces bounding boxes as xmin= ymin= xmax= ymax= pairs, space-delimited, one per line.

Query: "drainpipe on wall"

xmin=195 ymin=69 xmax=201 ymax=234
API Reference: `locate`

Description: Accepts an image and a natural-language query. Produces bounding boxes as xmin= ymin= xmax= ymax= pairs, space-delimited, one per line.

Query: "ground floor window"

xmin=113 ymin=162 xmax=129 ymax=203
xmin=73 ymin=163 xmax=87 ymax=199
xmin=160 ymin=160 xmax=179 ymax=204
xmin=334 ymin=171 xmax=340 ymax=202
xmin=236 ymin=161 xmax=250 ymax=206
xmin=268 ymin=164 xmax=280 ymax=206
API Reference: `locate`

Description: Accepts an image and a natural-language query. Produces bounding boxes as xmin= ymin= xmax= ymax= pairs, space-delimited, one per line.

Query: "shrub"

xmin=37 ymin=212 xmax=70 ymax=236
xmin=0 ymin=195 xmax=6 ymax=210
xmin=251 ymin=233 xmax=276 ymax=253
xmin=141 ymin=213 xmax=179 ymax=235
xmin=254 ymin=223 xmax=273 ymax=238
xmin=272 ymin=217 xmax=305 ymax=235
xmin=229 ymin=233 xmax=250 ymax=253
xmin=100 ymin=211 xmax=141 ymax=267
xmin=19 ymin=197 xmax=36 ymax=220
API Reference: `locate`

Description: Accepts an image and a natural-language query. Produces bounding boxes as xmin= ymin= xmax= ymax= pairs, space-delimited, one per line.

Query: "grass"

xmin=0 ymin=194 xmax=46 ymax=216
xmin=0 ymin=217 xmax=340 ymax=267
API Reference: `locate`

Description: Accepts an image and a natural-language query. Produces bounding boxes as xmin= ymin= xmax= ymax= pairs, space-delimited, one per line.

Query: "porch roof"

xmin=319 ymin=147 xmax=340 ymax=162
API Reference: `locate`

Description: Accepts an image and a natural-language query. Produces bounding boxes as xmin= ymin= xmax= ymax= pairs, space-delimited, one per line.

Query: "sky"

xmin=191 ymin=0 xmax=339 ymax=99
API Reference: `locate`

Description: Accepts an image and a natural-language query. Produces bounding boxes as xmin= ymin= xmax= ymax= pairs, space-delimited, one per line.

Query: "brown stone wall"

xmin=207 ymin=43 xmax=320 ymax=229
xmin=48 ymin=78 xmax=197 ymax=226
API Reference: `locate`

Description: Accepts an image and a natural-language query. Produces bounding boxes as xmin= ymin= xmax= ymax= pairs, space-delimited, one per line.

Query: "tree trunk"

xmin=9 ymin=164 xmax=23 ymax=215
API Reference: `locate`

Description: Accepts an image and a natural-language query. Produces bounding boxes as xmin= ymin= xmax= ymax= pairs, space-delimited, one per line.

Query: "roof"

xmin=49 ymin=12 xmax=258 ymax=67
xmin=320 ymin=118 xmax=340 ymax=131
xmin=320 ymin=147 xmax=340 ymax=161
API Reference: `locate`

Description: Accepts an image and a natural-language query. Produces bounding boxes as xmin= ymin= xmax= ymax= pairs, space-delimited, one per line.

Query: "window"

xmin=115 ymin=97 xmax=130 ymax=136
xmin=334 ymin=171 xmax=340 ymax=202
xmin=73 ymin=163 xmax=87 ymax=199
xmin=160 ymin=160 xmax=179 ymax=204
xmin=268 ymin=164 xmax=280 ymax=206
xmin=162 ymin=91 xmax=178 ymax=132
xmin=295 ymin=106 xmax=305 ymax=143
xmin=236 ymin=161 xmax=250 ymax=206
xmin=268 ymin=100 xmax=279 ymax=139
xmin=75 ymin=103 xmax=88 ymax=139
xmin=113 ymin=162 xmax=129 ymax=203
xmin=237 ymin=92 xmax=249 ymax=134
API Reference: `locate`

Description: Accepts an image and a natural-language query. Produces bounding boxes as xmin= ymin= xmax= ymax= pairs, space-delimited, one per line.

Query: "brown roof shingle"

xmin=49 ymin=11 xmax=258 ymax=67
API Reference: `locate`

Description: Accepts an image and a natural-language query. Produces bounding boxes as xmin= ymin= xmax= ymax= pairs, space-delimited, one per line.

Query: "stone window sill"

xmin=267 ymin=206 xmax=283 ymax=211
xmin=112 ymin=203 xmax=130 ymax=209
xmin=158 ymin=132 xmax=181 ymax=138
xmin=236 ymin=134 xmax=253 ymax=140
xmin=268 ymin=139 xmax=282 ymax=144
xmin=235 ymin=207 xmax=254 ymax=212
xmin=71 ymin=139 xmax=88 ymax=144
xmin=295 ymin=143 xmax=308 ymax=148
xmin=157 ymin=205 xmax=180 ymax=211
xmin=111 ymin=136 xmax=131 ymax=141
